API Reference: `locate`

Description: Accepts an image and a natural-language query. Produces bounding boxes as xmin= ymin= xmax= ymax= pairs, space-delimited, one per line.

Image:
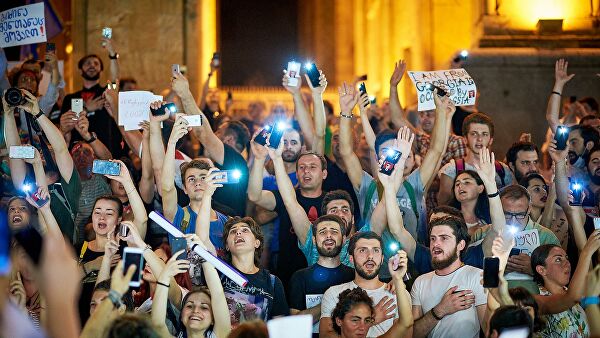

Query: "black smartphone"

xmin=46 ymin=42 xmax=56 ymax=53
xmin=357 ymin=74 xmax=368 ymax=81
xmin=426 ymin=83 xmax=447 ymax=97
xmin=253 ymin=125 xmax=272 ymax=146
xmin=483 ymin=257 xmax=500 ymax=288
xmin=570 ymin=181 xmax=583 ymax=206
xmin=123 ymin=247 xmax=144 ymax=287
xmin=379 ymin=149 xmax=402 ymax=176
xmin=171 ymin=237 xmax=188 ymax=260
xmin=13 ymin=226 xmax=44 ymax=265
xmin=268 ymin=122 xmax=286 ymax=149
xmin=151 ymin=103 xmax=177 ymax=116
xmin=305 ymin=62 xmax=321 ymax=88
xmin=509 ymin=248 xmax=521 ymax=257
xmin=554 ymin=125 xmax=569 ymax=150
xmin=359 ymin=83 xmax=369 ymax=108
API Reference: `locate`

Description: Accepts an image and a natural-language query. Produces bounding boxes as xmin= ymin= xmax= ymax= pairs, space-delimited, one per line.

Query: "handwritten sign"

xmin=118 ymin=91 xmax=162 ymax=131
xmin=0 ymin=3 xmax=46 ymax=48
xmin=505 ymin=229 xmax=540 ymax=281
xmin=306 ymin=294 xmax=322 ymax=333
xmin=407 ymin=68 xmax=477 ymax=111
xmin=267 ymin=315 xmax=312 ymax=338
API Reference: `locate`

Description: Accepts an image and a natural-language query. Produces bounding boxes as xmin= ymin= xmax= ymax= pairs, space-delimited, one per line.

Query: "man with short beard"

xmin=319 ymin=231 xmax=405 ymax=338
xmin=505 ymin=142 xmax=540 ymax=182
xmin=585 ymin=145 xmax=600 ymax=198
xmin=411 ymin=216 xmax=487 ymax=338
xmin=60 ymin=44 xmax=126 ymax=158
xmin=289 ymin=215 xmax=354 ymax=338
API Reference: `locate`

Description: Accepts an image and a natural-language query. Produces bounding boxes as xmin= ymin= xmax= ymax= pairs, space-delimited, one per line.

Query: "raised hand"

xmin=24 ymin=186 xmax=50 ymax=210
xmin=149 ymin=101 xmax=172 ymax=123
xmin=119 ymin=221 xmax=146 ymax=248
xmin=433 ymin=89 xmax=456 ymax=117
xmin=338 ymin=82 xmax=359 ymax=115
xmin=74 ymin=112 xmax=92 ymax=139
xmin=555 ymin=59 xmax=575 ymax=86
xmin=201 ymin=168 xmax=225 ymax=197
xmin=103 ymin=159 xmax=133 ymax=186
xmin=547 ymin=138 xmax=569 ymax=164
xmin=110 ymin=260 xmax=137 ymax=296
xmin=104 ymin=230 xmax=121 ymax=259
xmin=45 ymin=52 xmax=58 ymax=70
xmin=358 ymin=92 xmax=370 ymax=114
xmin=157 ymin=250 xmax=190 ymax=285
xmin=585 ymin=265 xmax=600 ymax=297
xmin=102 ymin=37 xmax=116 ymax=56
xmin=23 ymin=147 xmax=42 ymax=166
xmin=168 ymin=115 xmax=191 ymax=145
xmin=396 ymin=126 xmax=415 ymax=156
xmin=60 ymin=110 xmax=78 ymax=135
xmin=103 ymin=82 xmax=118 ymax=117
xmin=388 ymin=250 xmax=408 ymax=280
xmin=434 ymin=286 xmax=475 ymax=318
xmin=172 ymin=72 xmax=190 ymax=98
xmin=305 ymin=69 xmax=327 ymax=94
xmin=390 ymin=59 xmax=407 ymax=86
xmin=250 ymin=129 xmax=269 ymax=160
xmin=473 ymin=146 xmax=496 ymax=185
xmin=282 ymin=69 xmax=302 ymax=95
xmin=582 ymin=230 xmax=600 ymax=256
xmin=266 ymin=133 xmax=284 ymax=160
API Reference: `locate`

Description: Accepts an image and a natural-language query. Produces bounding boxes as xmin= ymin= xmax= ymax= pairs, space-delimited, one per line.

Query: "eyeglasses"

xmin=504 ymin=211 xmax=528 ymax=221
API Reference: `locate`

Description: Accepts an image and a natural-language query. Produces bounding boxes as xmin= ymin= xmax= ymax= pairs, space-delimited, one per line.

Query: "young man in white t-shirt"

xmin=411 ymin=216 xmax=487 ymax=338
xmin=319 ymin=231 xmax=409 ymax=338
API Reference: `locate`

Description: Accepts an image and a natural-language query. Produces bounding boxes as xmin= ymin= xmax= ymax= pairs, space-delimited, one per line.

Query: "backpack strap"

xmin=79 ymin=241 xmax=88 ymax=261
xmin=362 ymin=180 xmax=379 ymax=221
xmin=494 ymin=161 xmax=506 ymax=187
xmin=402 ymin=181 xmax=419 ymax=222
xmin=180 ymin=206 xmax=192 ymax=234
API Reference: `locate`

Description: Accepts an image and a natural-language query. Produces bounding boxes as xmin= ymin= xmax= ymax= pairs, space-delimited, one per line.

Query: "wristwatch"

xmin=109 ymin=53 xmax=119 ymax=60
xmin=107 ymin=290 xmax=123 ymax=309
xmin=84 ymin=132 xmax=97 ymax=143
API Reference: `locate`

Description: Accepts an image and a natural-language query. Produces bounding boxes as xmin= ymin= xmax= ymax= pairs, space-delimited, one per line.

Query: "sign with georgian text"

xmin=0 ymin=3 xmax=46 ymax=48
xmin=407 ymin=68 xmax=477 ymax=111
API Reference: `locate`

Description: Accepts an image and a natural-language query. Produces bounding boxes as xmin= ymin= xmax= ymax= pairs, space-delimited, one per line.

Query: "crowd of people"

xmin=0 ymin=34 xmax=599 ymax=338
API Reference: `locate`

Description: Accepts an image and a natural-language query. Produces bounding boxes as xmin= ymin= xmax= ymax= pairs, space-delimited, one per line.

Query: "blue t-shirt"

xmin=263 ymin=172 xmax=298 ymax=252
xmin=171 ymin=205 xmax=228 ymax=255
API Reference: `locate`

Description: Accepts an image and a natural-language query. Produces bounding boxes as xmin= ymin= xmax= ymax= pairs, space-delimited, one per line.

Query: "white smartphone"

xmin=594 ymin=217 xmax=600 ymax=230
xmin=123 ymin=247 xmax=144 ymax=287
xmin=9 ymin=146 xmax=35 ymax=159
xmin=172 ymin=64 xmax=180 ymax=75
xmin=182 ymin=115 xmax=202 ymax=127
xmin=287 ymin=61 xmax=301 ymax=87
xmin=72 ymin=98 xmax=83 ymax=119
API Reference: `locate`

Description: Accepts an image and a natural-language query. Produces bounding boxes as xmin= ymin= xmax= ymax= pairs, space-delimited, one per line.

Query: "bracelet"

xmin=34 ymin=111 xmax=44 ymax=120
xmin=107 ymin=289 xmax=123 ymax=309
xmin=551 ymin=91 xmax=562 ymax=96
xmin=109 ymin=53 xmax=119 ymax=60
xmin=431 ymin=307 xmax=444 ymax=320
xmin=157 ymin=281 xmax=170 ymax=288
xmin=580 ymin=296 xmax=600 ymax=309
xmin=340 ymin=112 xmax=353 ymax=119
xmin=143 ymin=244 xmax=152 ymax=252
xmin=487 ymin=191 xmax=500 ymax=198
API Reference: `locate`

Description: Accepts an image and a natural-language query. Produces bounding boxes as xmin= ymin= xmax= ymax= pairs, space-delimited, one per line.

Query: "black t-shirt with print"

xmin=272 ymin=189 xmax=324 ymax=290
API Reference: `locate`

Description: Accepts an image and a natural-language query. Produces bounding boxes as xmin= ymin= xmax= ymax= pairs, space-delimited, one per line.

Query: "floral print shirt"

xmin=539 ymin=287 xmax=589 ymax=338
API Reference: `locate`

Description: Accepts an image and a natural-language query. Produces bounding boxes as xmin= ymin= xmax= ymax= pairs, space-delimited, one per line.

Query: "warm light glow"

xmin=499 ymin=0 xmax=588 ymax=31
xmin=65 ymin=43 xmax=73 ymax=54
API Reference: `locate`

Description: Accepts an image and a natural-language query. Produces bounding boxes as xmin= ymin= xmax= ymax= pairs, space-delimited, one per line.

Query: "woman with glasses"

xmin=520 ymin=173 xmax=569 ymax=249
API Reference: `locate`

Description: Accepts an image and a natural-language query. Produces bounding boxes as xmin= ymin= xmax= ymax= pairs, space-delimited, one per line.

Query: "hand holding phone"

xmin=569 ymin=181 xmax=583 ymax=206
xmin=172 ymin=64 xmax=180 ymax=77
xmin=92 ymin=160 xmax=121 ymax=176
xmin=9 ymin=146 xmax=35 ymax=159
xmin=426 ymin=83 xmax=447 ymax=97
xmin=554 ymin=126 xmax=569 ymax=150
xmin=483 ymin=257 xmax=500 ymax=288
xmin=287 ymin=61 xmax=301 ymax=87
xmin=23 ymin=183 xmax=50 ymax=208
xmin=123 ymin=247 xmax=144 ymax=287
xmin=212 ymin=170 xmax=242 ymax=184
xmin=304 ymin=62 xmax=321 ymax=88
xmin=182 ymin=115 xmax=202 ymax=127
xmin=211 ymin=52 xmax=220 ymax=68
xmin=72 ymin=98 xmax=84 ymax=120
xmin=150 ymin=103 xmax=177 ymax=116
xmin=268 ymin=122 xmax=287 ymax=149
xmin=379 ymin=149 xmax=402 ymax=176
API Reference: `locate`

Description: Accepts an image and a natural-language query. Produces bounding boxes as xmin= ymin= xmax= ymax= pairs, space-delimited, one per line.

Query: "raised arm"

xmin=305 ymin=70 xmax=328 ymax=155
xmin=148 ymin=102 xmax=171 ymax=196
xmin=584 ymin=266 xmax=600 ymax=337
xmin=199 ymin=61 xmax=218 ymax=108
xmin=106 ymin=160 xmax=148 ymax=238
xmin=246 ymin=134 xmax=276 ymax=210
xmin=282 ymin=70 xmax=314 ymax=149
xmin=389 ymin=60 xmax=415 ymax=131
xmin=194 ymin=169 xmax=221 ymax=255
xmin=95 ymin=231 xmax=121 ymax=286
xmin=3 ymin=95 xmax=27 ymax=188
xmin=103 ymin=84 xmax=144 ymax=156
xmin=19 ymin=90 xmax=74 ymax=182
xmin=103 ymin=38 xmax=120 ymax=83
xmin=38 ymin=52 xmax=60 ymax=115
xmin=162 ymin=115 xmax=191 ymax=222
xmin=152 ymin=251 xmax=190 ymax=337
xmin=535 ymin=231 xmax=600 ymax=315
xmin=338 ymin=82 xmax=363 ymax=190
xmin=269 ymin=142 xmax=311 ymax=246
xmin=381 ymin=251 xmax=414 ymax=338
xmin=138 ymin=121 xmax=155 ymax=204
xmin=172 ymin=72 xmax=225 ymax=165
xmin=74 ymin=112 xmax=112 ymax=160
xmin=546 ymin=59 xmax=575 ymax=133
xmin=419 ymin=92 xmax=453 ymax=188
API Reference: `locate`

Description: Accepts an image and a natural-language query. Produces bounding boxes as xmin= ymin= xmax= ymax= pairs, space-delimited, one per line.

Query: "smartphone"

xmin=0 ymin=213 xmax=10 ymax=275
xmin=357 ymin=74 xmax=368 ymax=81
xmin=46 ymin=42 xmax=55 ymax=53
xmin=13 ymin=227 xmax=43 ymax=265
xmin=212 ymin=170 xmax=242 ymax=184
xmin=182 ymin=115 xmax=202 ymax=127
xmin=359 ymin=83 xmax=369 ymax=108
xmin=509 ymin=248 xmax=521 ymax=257
xmin=268 ymin=122 xmax=287 ymax=149
xmin=211 ymin=52 xmax=220 ymax=67
xmin=102 ymin=27 xmax=112 ymax=39
xmin=9 ymin=146 xmax=35 ymax=159
xmin=253 ymin=125 xmax=272 ymax=146
xmin=594 ymin=217 xmax=600 ymax=230
xmin=118 ymin=223 xmax=129 ymax=237
xmin=570 ymin=181 xmax=583 ymax=206
xmin=22 ymin=182 xmax=49 ymax=208
xmin=227 ymin=91 xmax=233 ymax=101
xmin=483 ymin=257 xmax=500 ymax=288
xmin=554 ymin=125 xmax=569 ymax=150
xmin=304 ymin=62 xmax=321 ymax=88
xmin=123 ymin=247 xmax=144 ymax=287
xmin=92 ymin=160 xmax=121 ymax=176
xmin=287 ymin=61 xmax=301 ymax=87
xmin=369 ymin=95 xmax=377 ymax=105
xmin=379 ymin=149 xmax=402 ymax=176
xmin=171 ymin=64 xmax=180 ymax=75
xmin=171 ymin=237 xmax=188 ymax=260
xmin=151 ymin=103 xmax=177 ymax=116
xmin=426 ymin=83 xmax=447 ymax=97
xmin=71 ymin=98 xmax=84 ymax=118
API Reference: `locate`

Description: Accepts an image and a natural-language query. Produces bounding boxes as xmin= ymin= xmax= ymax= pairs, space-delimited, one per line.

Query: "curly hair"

xmin=222 ymin=217 xmax=264 ymax=265
xmin=331 ymin=288 xmax=373 ymax=335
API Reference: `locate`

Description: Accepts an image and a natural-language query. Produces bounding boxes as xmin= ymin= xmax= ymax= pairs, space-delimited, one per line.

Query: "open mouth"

xmin=189 ymin=315 xmax=203 ymax=322
xmin=540 ymin=196 xmax=548 ymax=203
xmin=12 ymin=215 xmax=23 ymax=223
xmin=234 ymin=237 xmax=245 ymax=244
xmin=364 ymin=261 xmax=376 ymax=269
xmin=323 ymin=239 xmax=335 ymax=247
xmin=432 ymin=248 xmax=443 ymax=256
xmin=98 ymin=222 xmax=108 ymax=230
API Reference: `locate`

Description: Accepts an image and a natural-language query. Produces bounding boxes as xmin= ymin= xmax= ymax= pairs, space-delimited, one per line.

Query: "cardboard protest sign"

xmin=407 ymin=68 xmax=477 ymax=111
xmin=0 ymin=3 xmax=46 ymax=48
xmin=505 ymin=229 xmax=540 ymax=281
xmin=118 ymin=91 xmax=163 ymax=131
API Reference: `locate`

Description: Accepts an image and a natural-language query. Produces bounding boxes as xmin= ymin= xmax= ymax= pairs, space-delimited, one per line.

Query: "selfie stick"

xmin=149 ymin=211 xmax=248 ymax=287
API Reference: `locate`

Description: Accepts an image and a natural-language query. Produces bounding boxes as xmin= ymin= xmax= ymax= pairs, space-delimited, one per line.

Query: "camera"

xmin=5 ymin=88 xmax=26 ymax=107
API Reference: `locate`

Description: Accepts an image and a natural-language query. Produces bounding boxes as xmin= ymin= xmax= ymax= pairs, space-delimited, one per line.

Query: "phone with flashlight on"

xmin=22 ymin=182 xmax=49 ymax=208
xmin=554 ymin=125 xmax=569 ymax=150
xmin=304 ymin=62 xmax=321 ymax=88
xmin=212 ymin=170 xmax=242 ymax=184
xmin=379 ymin=149 xmax=402 ymax=176
xmin=569 ymin=180 xmax=583 ymax=206
xmin=267 ymin=122 xmax=288 ymax=149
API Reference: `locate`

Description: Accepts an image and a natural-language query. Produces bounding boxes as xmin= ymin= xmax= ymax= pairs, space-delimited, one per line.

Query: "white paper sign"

xmin=505 ymin=229 xmax=540 ymax=281
xmin=118 ymin=91 xmax=162 ymax=131
xmin=0 ymin=3 xmax=47 ymax=48
xmin=407 ymin=68 xmax=477 ymax=111
xmin=267 ymin=314 xmax=312 ymax=338
xmin=306 ymin=294 xmax=323 ymax=334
